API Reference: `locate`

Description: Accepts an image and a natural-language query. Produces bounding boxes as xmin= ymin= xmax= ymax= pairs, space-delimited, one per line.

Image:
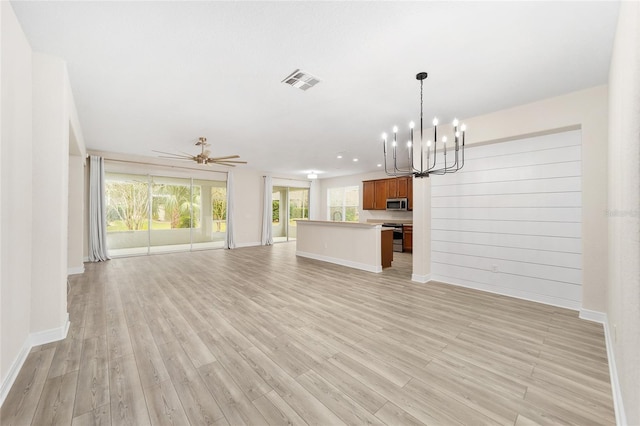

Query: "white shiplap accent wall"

xmin=430 ymin=130 xmax=582 ymax=309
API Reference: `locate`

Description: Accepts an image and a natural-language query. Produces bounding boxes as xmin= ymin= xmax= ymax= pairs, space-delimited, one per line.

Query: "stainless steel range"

xmin=382 ymin=223 xmax=404 ymax=252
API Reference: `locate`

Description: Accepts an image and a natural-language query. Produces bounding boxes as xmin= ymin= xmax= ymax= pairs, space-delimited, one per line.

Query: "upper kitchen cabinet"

xmin=374 ymin=180 xmax=387 ymax=210
xmin=363 ymin=177 xmax=412 ymax=211
xmin=362 ymin=180 xmax=376 ymax=210
xmin=388 ymin=176 xmax=409 ymax=198
xmin=362 ymin=179 xmax=388 ymax=210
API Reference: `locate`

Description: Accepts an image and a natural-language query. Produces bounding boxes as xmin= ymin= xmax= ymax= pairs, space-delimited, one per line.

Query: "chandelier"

xmin=382 ymin=72 xmax=467 ymax=178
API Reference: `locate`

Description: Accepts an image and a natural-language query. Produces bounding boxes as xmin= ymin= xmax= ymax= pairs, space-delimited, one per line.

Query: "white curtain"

xmin=88 ymin=155 xmax=110 ymax=261
xmin=224 ymin=171 xmax=236 ymax=249
xmin=261 ymin=176 xmax=273 ymax=245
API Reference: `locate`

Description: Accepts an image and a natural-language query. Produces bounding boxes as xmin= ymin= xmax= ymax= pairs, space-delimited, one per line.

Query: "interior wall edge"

xmin=602 ymin=313 xmax=627 ymax=426
xmin=578 ymin=308 xmax=607 ymax=324
xmin=0 ymin=314 xmax=69 ymax=408
xmin=412 ymin=273 xmax=431 ymax=283
xmin=578 ymin=310 xmax=626 ymax=426
xmin=462 ymin=123 xmax=582 ymax=149
xmin=67 ymin=266 xmax=84 ymax=275
xmin=0 ymin=337 xmax=30 ymax=408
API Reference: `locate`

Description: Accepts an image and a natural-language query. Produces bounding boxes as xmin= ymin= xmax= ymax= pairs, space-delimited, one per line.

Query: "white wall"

xmin=607 ymin=2 xmax=640 ymax=425
xmin=0 ymin=0 xmax=33 ymax=393
xmin=1 ymin=3 xmax=86 ymax=404
xmin=31 ymin=53 xmax=70 ymax=335
xmin=67 ymin=78 xmax=87 ymax=274
xmin=431 ymin=130 xmax=583 ymax=309
xmin=68 ymin=154 xmax=85 ymax=274
xmin=459 ymin=85 xmax=608 ymax=313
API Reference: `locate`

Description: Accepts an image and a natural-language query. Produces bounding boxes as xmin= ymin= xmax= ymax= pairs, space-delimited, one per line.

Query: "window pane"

xmin=192 ymin=179 xmax=226 ymax=250
xmin=345 ymin=206 xmax=359 ymax=222
xmin=288 ymin=187 xmax=309 ymax=240
xmin=272 ymin=187 xmax=285 ymax=239
xmin=105 ymin=173 xmax=150 ymax=256
xmin=328 ymin=187 xmax=344 ymax=207
xmin=150 ymin=177 xmax=192 ymax=253
xmin=327 ymin=185 xmax=359 ymax=222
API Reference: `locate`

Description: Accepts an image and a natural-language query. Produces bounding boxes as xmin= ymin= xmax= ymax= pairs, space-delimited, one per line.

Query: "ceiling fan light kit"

xmin=382 ymin=72 xmax=467 ymax=178
xmin=154 ymin=137 xmax=247 ymax=167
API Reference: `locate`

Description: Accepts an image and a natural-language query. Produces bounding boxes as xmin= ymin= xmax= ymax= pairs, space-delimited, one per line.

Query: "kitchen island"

xmin=296 ymin=220 xmax=393 ymax=273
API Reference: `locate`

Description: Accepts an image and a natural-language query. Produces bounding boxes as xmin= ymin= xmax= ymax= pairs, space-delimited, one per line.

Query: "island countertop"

xmin=296 ymin=220 xmax=392 ymax=229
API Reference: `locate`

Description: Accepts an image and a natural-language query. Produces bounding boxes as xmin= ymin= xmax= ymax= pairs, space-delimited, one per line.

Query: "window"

xmin=105 ymin=172 xmax=227 ymax=256
xmin=210 ymin=186 xmax=227 ymax=232
xmin=328 ymin=186 xmax=359 ymax=222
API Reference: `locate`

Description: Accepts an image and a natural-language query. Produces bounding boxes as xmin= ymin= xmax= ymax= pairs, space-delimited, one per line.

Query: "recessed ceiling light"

xmin=377 ymin=164 xmax=382 ymax=167
xmin=337 ymin=155 xmax=343 ymax=159
xmin=353 ymin=158 xmax=358 ymax=162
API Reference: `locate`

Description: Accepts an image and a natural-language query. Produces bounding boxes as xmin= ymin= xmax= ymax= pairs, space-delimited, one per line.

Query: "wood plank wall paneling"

xmin=431 ymin=130 xmax=582 ymax=308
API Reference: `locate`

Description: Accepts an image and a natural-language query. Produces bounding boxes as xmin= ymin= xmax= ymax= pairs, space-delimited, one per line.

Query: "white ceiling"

xmin=12 ymin=1 xmax=619 ymax=178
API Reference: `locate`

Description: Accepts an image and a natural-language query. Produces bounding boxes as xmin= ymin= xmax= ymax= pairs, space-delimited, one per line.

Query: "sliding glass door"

xmin=105 ymin=172 xmax=226 ymax=256
xmin=105 ymin=173 xmax=151 ymax=256
xmin=192 ymin=179 xmax=226 ymax=250
xmin=149 ymin=176 xmax=193 ymax=254
xmin=272 ymin=185 xmax=309 ymax=242
xmin=288 ymin=187 xmax=309 ymax=240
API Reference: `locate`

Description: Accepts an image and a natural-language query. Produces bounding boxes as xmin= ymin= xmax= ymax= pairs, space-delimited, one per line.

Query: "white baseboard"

xmin=235 ymin=241 xmax=261 ymax=248
xmin=430 ymin=275 xmax=581 ymax=311
xmin=579 ymin=308 xmax=607 ymax=324
xmin=579 ymin=311 xmax=626 ymax=426
xmin=0 ymin=338 xmax=32 ymax=407
xmin=0 ymin=315 xmax=70 ymax=407
xmin=83 ymin=256 xmax=89 ymax=262
xmin=67 ymin=265 xmax=85 ymax=275
xmin=411 ymin=273 xmax=431 ymax=283
xmin=296 ymin=250 xmax=382 ymax=273
xmin=30 ymin=314 xmax=70 ymax=347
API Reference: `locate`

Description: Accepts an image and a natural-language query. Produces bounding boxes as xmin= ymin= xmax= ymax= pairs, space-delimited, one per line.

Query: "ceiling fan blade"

xmin=157 ymin=156 xmax=193 ymax=161
xmin=208 ymin=155 xmax=240 ymax=160
xmin=152 ymin=150 xmax=194 ymax=159
xmin=211 ymin=160 xmax=247 ymax=164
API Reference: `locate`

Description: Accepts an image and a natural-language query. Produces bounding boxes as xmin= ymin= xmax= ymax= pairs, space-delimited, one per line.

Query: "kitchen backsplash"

xmin=360 ymin=209 xmax=413 ymax=223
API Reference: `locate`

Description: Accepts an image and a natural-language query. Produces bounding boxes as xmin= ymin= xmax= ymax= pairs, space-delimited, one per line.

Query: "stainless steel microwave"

xmin=386 ymin=198 xmax=408 ymax=211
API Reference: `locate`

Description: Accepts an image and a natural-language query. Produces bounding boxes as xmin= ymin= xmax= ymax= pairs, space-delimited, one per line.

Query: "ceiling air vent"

xmin=281 ymin=69 xmax=321 ymax=91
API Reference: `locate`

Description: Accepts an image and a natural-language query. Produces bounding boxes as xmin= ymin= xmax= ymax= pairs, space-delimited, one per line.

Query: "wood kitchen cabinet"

xmin=397 ymin=176 xmax=409 ymax=198
xmin=362 ymin=177 xmax=413 ymax=210
xmin=374 ymin=180 xmax=387 ymax=210
xmin=387 ymin=176 xmax=409 ymax=199
xmin=403 ymin=225 xmax=413 ymax=253
xmin=363 ymin=179 xmax=388 ymax=210
xmin=362 ymin=181 xmax=376 ymax=210
xmin=381 ymin=228 xmax=393 ymax=268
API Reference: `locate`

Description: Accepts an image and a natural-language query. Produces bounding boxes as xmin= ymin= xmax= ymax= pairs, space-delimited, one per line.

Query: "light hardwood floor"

xmin=1 ymin=243 xmax=615 ymax=425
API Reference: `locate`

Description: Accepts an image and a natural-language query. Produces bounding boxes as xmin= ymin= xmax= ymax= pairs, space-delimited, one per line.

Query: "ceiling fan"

xmin=153 ymin=137 xmax=247 ymax=167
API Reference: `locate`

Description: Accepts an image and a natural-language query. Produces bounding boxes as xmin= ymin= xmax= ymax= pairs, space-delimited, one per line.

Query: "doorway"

xmin=272 ymin=186 xmax=309 ymax=242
